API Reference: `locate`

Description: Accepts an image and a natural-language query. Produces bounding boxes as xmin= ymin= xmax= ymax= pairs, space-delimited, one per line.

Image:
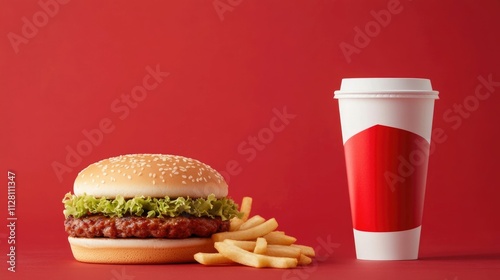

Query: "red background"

xmin=1 ymin=0 xmax=499 ymax=279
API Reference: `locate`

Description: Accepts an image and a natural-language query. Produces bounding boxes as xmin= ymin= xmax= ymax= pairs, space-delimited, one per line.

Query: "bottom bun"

xmin=68 ymin=237 xmax=216 ymax=264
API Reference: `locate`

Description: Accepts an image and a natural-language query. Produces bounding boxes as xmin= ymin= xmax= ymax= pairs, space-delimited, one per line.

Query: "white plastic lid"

xmin=334 ymin=78 xmax=439 ymax=99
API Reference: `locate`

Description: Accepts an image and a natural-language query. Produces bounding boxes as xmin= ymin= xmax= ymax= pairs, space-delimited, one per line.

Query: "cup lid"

xmin=334 ymin=78 xmax=439 ymax=99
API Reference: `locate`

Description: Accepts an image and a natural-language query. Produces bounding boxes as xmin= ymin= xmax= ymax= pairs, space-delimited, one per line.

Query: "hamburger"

xmin=62 ymin=154 xmax=241 ymax=264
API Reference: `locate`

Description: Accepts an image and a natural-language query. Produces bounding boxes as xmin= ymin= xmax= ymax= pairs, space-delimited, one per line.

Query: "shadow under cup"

xmin=334 ymin=78 xmax=439 ymax=260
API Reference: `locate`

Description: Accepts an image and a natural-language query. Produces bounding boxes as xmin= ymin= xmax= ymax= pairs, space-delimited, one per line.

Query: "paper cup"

xmin=334 ymin=78 xmax=438 ymax=260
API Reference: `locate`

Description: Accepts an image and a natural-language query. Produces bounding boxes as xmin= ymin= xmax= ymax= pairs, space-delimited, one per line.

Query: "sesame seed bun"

xmin=74 ymin=154 xmax=228 ymax=198
xmin=68 ymin=237 xmax=216 ymax=264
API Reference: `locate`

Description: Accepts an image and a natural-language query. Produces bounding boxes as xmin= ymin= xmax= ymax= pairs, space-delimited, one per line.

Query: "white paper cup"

xmin=334 ymin=78 xmax=438 ymax=260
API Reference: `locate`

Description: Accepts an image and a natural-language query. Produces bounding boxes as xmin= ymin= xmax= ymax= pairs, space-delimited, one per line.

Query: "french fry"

xmin=230 ymin=219 xmax=244 ymax=232
xmin=193 ymin=252 xmax=234 ymax=265
xmin=224 ymin=240 xmax=256 ymax=251
xmin=266 ymin=245 xmax=301 ymax=259
xmin=213 ymin=218 xmax=278 ymax=242
xmin=225 ymin=240 xmax=299 ymax=257
xmin=238 ymin=215 xmax=266 ymax=231
xmin=214 ymin=240 xmax=298 ymax=269
xmin=253 ymin=237 xmax=267 ymax=254
xmin=263 ymin=231 xmax=297 ymax=245
xmin=239 ymin=197 xmax=252 ymax=220
xmin=230 ymin=197 xmax=253 ymax=231
xmin=298 ymin=254 xmax=313 ymax=266
xmin=291 ymin=244 xmax=316 ymax=258
xmin=224 ymin=240 xmax=301 ymax=259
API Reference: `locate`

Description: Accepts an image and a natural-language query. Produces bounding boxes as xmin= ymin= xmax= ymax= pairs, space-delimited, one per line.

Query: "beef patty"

xmin=65 ymin=215 xmax=230 ymax=238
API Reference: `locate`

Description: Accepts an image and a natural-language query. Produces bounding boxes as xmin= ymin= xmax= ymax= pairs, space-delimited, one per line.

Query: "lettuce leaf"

xmin=62 ymin=193 xmax=242 ymax=221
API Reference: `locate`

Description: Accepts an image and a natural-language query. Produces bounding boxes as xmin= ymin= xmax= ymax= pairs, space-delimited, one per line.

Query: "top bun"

xmin=74 ymin=154 xmax=228 ymax=198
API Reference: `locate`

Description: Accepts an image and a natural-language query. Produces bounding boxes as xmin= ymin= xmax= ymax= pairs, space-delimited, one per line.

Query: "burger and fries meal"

xmin=62 ymin=154 xmax=315 ymax=268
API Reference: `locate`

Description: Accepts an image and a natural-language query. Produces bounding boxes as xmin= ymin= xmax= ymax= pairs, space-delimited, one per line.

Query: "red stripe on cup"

xmin=344 ymin=125 xmax=429 ymax=232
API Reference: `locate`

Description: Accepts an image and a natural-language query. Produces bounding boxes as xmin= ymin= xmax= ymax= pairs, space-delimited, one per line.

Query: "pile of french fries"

xmin=194 ymin=197 xmax=316 ymax=268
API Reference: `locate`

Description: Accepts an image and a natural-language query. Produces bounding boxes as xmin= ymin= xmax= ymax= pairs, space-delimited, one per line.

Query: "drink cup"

xmin=334 ymin=78 xmax=439 ymax=260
